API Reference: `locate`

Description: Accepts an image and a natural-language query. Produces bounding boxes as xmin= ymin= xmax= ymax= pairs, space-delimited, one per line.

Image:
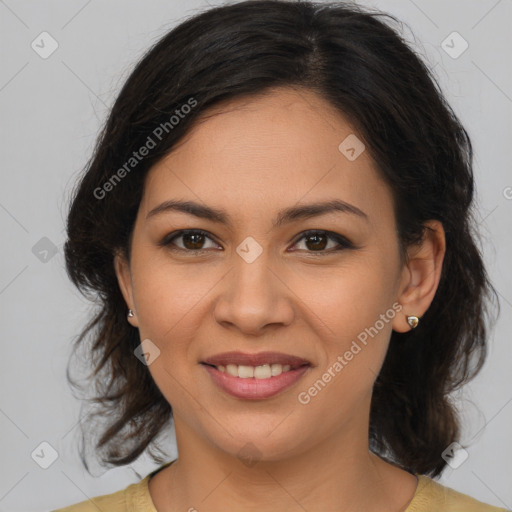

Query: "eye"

xmin=159 ymin=229 xmax=354 ymax=256
xmin=159 ymin=229 xmax=220 ymax=253
xmin=290 ymin=230 xmax=355 ymax=255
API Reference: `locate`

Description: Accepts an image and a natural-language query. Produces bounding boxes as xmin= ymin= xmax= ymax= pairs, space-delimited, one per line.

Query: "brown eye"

xmin=291 ymin=230 xmax=354 ymax=254
xmin=303 ymin=233 xmax=329 ymax=251
xmin=159 ymin=229 xmax=354 ymax=256
xmin=159 ymin=230 xmax=220 ymax=253
xmin=180 ymin=232 xmax=207 ymax=250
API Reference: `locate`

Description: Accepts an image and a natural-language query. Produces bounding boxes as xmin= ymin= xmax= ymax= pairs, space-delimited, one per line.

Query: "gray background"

xmin=0 ymin=0 xmax=510 ymax=510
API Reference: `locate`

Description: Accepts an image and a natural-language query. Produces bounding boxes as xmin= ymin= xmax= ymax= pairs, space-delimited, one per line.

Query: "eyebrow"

xmin=146 ymin=198 xmax=368 ymax=227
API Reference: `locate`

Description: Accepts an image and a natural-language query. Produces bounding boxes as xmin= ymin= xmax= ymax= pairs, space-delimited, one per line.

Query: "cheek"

xmin=296 ymin=271 xmax=396 ymax=422
xmin=131 ymin=251 xmax=219 ymax=339
xmin=303 ymin=255 xmax=398 ymax=333
xmin=131 ymin=242 xmax=399 ymax=350
xmin=300 ymin=255 xmax=399 ymax=386
xmin=129 ymin=257 xmax=211 ymax=406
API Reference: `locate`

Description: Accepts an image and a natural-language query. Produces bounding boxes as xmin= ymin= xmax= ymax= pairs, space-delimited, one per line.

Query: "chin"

xmin=207 ymin=424 xmax=313 ymax=465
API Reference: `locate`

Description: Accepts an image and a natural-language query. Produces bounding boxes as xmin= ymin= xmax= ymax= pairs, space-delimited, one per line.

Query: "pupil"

xmin=185 ymin=233 xmax=204 ymax=249
xmin=306 ymin=234 xmax=326 ymax=251
xmin=182 ymin=233 xmax=328 ymax=251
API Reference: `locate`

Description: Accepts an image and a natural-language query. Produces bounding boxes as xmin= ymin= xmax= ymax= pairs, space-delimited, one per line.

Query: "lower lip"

xmin=201 ymin=364 xmax=311 ymax=400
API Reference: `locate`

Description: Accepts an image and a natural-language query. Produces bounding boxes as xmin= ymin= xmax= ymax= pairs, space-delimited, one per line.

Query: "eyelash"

xmin=158 ymin=229 xmax=355 ymax=256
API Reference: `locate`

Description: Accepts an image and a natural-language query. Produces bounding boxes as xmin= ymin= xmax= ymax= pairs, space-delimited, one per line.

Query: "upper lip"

xmin=201 ymin=351 xmax=311 ymax=368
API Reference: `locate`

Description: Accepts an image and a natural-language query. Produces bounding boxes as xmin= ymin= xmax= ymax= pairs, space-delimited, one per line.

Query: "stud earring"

xmin=127 ymin=309 xmax=134 ymax=319
xmin=406 ymin=315 xmax=419 ymax=329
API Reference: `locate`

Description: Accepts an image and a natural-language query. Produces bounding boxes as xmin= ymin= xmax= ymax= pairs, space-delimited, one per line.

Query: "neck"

xmin=152 ymin=415 xmax=418 ymax=512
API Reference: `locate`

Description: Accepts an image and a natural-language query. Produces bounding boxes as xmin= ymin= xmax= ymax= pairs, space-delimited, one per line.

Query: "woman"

xmin=53 ymin=1 xmax=507 ymax=510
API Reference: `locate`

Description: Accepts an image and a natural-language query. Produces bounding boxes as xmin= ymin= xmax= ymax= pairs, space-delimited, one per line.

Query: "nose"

xmin=213 ymin=251 xmax=295 ymax=336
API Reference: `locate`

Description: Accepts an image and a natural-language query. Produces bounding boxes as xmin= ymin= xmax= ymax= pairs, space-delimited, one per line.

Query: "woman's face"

xmin=115 ymin=87 xmax=416 ymax=463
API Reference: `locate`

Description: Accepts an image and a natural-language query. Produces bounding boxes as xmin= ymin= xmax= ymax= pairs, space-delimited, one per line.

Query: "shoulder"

xmin=407 ymin=475 xmax=510 ymax=512
xmin=51 ymin=462 xmax=173 ymax=512
xmin=50 ymin=476 xmax=153 ymax=512
xmin=51 ymin=485 xmax=127 ymax=512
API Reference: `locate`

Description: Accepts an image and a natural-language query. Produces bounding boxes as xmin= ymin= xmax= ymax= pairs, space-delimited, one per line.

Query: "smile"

xmin=213 ymin=362 xmax=296 ymax=378
xmin=201 ymin=363 xmax=311 ymax=400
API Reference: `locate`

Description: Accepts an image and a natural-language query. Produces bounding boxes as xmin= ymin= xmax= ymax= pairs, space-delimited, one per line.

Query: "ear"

xmin=113 ymin=250 xmax=139 ymax=327
xmin=392 ymin=220 xmax=446 ymax=333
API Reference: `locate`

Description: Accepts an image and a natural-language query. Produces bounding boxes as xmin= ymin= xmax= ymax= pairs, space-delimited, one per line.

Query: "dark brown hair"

xmin=63 ymin=0 xmax=498 ymax=478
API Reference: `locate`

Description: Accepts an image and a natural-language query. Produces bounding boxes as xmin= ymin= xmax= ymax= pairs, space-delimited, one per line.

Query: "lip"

xmin=201 ymin=351 xmax=311 ymax=368
xmin=201 ymin=363 xmax=311 ymax=400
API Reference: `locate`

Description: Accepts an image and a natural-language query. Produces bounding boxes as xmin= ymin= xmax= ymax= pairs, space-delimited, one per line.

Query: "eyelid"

xmin=159 ymin=229 xmax=355 ymax=254
xmin=158 ymin=229 xmax=221 ymax=250
xmin=290 ymin=229 xmax=355 ymax=252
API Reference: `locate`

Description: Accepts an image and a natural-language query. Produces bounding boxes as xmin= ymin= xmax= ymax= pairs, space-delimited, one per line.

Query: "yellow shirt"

xmin=52 ymin=462 xmax=509 ymax=512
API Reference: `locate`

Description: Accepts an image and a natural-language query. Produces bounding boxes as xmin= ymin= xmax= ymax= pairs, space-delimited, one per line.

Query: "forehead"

xmin=140 ymin=87 xmax=394 ymax=227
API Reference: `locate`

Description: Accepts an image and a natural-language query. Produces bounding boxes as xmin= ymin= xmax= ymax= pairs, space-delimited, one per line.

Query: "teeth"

xmin=238 ymin=365 xmax=254 ymax=378
xmin=218 ymin=363 xmax=293 ymax=378
xmin=254 ymin=364 xmax=271 ymax=379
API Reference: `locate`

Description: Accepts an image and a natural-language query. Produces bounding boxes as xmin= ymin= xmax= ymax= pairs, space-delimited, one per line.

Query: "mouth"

xmin=200 ymin=361 xmax=309 ymax=378
xmin=200 ymin=351 xmax=312 ymax=400
xmin=201 ymin=351 xmax=311 ymax=377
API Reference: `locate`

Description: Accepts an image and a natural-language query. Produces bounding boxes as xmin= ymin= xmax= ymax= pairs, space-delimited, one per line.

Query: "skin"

xmin=114 ymin=86 xmax=446 ymax=512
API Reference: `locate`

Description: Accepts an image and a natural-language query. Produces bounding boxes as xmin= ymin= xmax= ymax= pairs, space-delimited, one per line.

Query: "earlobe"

xmin=113 ymin=251 xmax=138 ymax=327
xmin=392 ymin=220 xmax=446 ymax=333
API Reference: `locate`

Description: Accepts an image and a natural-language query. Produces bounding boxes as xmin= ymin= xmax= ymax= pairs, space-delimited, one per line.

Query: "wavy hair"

xmin=63 ymin=0 xmax=498 ymax=477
